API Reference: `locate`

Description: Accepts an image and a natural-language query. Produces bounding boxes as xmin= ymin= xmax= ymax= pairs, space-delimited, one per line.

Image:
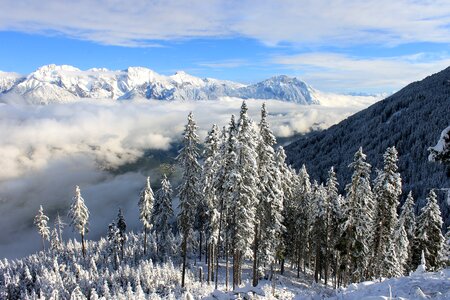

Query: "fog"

xmin=0 ymin=97 xmax=371 ymax=258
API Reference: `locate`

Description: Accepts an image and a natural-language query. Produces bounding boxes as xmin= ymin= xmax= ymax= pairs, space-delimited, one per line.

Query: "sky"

xmin=1 ymin=0 xmax=450 ymax=93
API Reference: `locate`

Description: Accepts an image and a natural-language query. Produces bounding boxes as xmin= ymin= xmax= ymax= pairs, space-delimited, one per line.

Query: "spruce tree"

xmin=412 ymin=189 xmax=445 ymax=271
xmin=138 ymin=177 xmax=154 ymax=255
xmin=253 ymin=103 xmax=284 ymax=285
xmin=340 ymin=147 xmax=373 ymax=283
xmin=116 ymin=209 xmax=127 ymax=260
xmin=398 ymin=191 xmax=416 ymax=273
xmin=177 ymin=112 xmax=201 ymax=288
xmin=68 ymin=185 xmax=89 ymax=258
xmin=34 ymin=205 xmax=50 ymax=251
xmin=153 ymin=175 xmax=174 ymax=260
xmin=231 ymin=101 xmax=259 ymax=289
xmin=201 ymin=124 xmax=221 ymax=283
xmin=372 ymin=146 xmax=402 ymax=278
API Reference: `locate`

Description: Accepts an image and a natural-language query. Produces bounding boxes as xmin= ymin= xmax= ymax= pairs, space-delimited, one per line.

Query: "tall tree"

xmin=254 ymin=103 xmax=284 ymax=286
xmin=116 ymin=209 xmax=127 ymax=260
xmin=54 ymin=213 xmax=66 ymax=243
xmin=139 ymin=177 xmax=154 ymax=255
xmin=153 ymin=175 xmax=175 ymax=261
xmin=372 ymin=146 xmax=402 ymax=278
xmin=34 ymin=205 xmax=50 ymax=251
xmin=231 ymin=101 xmax=259 ymax=289
xmin=201 ymin=124 xmax=221 ymax=283
xmin=213 ymin=118 xmax=237 ymax=290
xmin=68 ymin=185 xmax=89 ymax=258
xmin=177 ymin=112 xmax=201 ymax=288
xmin=397 ymin=191 xmax=416 ymax=273
xmin=340 ymin=147 xmax=373 ymax=284
xmin=412 ymin=189 xmax=445 ymax=271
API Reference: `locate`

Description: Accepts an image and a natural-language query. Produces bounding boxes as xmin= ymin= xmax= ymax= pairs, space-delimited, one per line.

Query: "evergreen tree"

xmin=372 ymin=146 xmax=402 ymax=278
xmin=34 ymin=205 xmax=50 ymax=251
xmin=177 ymin=112 xmax=201 ymax=288
xmin=231 ymin=101 xmax=259 ymax=289
xmin=68 ymin=186 xmax=89 ymax=258
xmin=412 ymin=189 xmax=445 ymax=271
xmin=107 ymin=222 xmax=120 ymax=269
xmin=325 ymin=167 xmax=342 ymax=286
xmin=428 ymin=126 xmax=450 ymax=166
xmin=153 ymin=175 xmax=174 ymax=260
xmin=340 ymin=147 xmax=373 ymax=283
xmin=139 ymin=177 xmax=154 ymax=255
xmin=213 ymin=118 xmax=237 ymax=290
xmin=201 ymin=124 xmax=221 ymax=283
xmin=444 ymin=225 xmax=450 ymax=267
xmin=54 ymin=213 xmax=66 ymax=244
xmin=394 ymin=219 xmax=409 ymax=274
xmin=116 ymin=209 xmax=127 ymax=260
xmin=254 ymin=103 xmax=284 ymax=285
xmin=398 ymin=191 xmax=416 ymax=273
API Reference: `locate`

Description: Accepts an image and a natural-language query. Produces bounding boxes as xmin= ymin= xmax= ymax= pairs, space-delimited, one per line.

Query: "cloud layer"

xmin=1 ymin=0 xmax=450 ymax=47
xmin=0 ymin=97 xmax=376 ymax=258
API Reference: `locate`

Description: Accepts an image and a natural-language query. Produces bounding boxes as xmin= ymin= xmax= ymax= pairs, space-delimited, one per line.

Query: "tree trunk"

xmin=143 ymin=227 xmax=147 ymax=255
xmin=81 ymin=233 xmax=86 ymax=258
xmin=252 ymin=222 xmax=259 ymax=287
xmin=181 ymin=234 xmax=187 ymax=288
xmin=199 ymin=230 xmax=203 ymax=262
xmin=225 ymin=229 xmax=229 ymax=291
xmin=42 ymin=237 xmax=45 ymax=252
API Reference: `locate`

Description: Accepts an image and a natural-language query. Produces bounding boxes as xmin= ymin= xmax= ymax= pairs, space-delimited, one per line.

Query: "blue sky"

xmin=1 ymin=0 xmax=450 ymax=93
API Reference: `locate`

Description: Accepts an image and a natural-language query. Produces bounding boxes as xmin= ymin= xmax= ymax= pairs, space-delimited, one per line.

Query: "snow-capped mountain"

xmin=0 ymin=64 xmax=321 ymax=104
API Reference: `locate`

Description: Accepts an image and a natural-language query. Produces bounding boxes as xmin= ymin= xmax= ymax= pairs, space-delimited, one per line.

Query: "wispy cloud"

xmin=197 ymin=59 xmax=249 ymax=69
xmin=1 ymin=0 xmax=450 ymax=47
xmin=272 ymin=52 xmax=450 ymax=92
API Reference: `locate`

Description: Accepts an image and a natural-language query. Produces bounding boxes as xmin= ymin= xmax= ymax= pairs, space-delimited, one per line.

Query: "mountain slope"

xmin=285 ymin=66 xmax=450 ymax=227
xmin=0 ymin=64 xmax=322 ymax=104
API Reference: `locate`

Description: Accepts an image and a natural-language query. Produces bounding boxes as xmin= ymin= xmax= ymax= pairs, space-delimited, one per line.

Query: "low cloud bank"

xmin=0 ymin=97 xmax=372 ymax=258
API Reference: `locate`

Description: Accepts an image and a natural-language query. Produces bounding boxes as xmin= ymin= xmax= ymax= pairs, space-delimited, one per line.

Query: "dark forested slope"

xmin=285 ymin=67 xmax=450 ymax=227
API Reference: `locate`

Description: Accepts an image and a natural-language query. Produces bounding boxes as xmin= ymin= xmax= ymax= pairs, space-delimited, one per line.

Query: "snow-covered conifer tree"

xmin=398 ymin=191 xmax=416 ymax=273
xmin=231 ymin=101 xmax=259 ymax=289
xmin=54 ymin=213 xmax=66 ymax=244
xmin=372 ymin=146 xmax=402 ymax=278
xmin=68 ymin=186 xmax=89 ymax=258
xmin=138 ymin=177 xmax=154 ymax=255
xmin=153 ymin=175 xmax=174 ymax=260
xmin=428 ymin=126 xmax=450 ymax=165
xmin=201 ymin=124 xmax=221 ymax=283
xmin=253 ymin=103 xmax=284 ymax=285
xmin=340 ymin=147 xmax=373 ymax=283
xmin=177 ymin=112 xmax=201 ymax=288
xmin=34 ymin=205 xmax=50 ymax=251
xmin=412 ymin=189 xmax=445 ymax=271
xmin=116 ymin=209 xmax=127 ymax=260
xmin=394 ymin=218 xmax=409 ymax=274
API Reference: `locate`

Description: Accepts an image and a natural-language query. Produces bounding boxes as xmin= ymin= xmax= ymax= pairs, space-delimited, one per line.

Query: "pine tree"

xmin=107 ymin=222 xmax=120 ymax=269
xmin=177 ymin=112 xmax=201 ymax=288
xmin=153 ymin=175 xmax=174 ymax=261
xmin=201 ymin=124 xmax=221 ymax=283
xmin=213 ymin=118 xmax=237 ymax=290
xmin=34 ymin=205 xmax=50 ymax=251
xmin=68 ymin=186 xmax=89 ymax=258
xmin=116 ymin=209 xmax=127 ymax=260
xmin=372 ymin=146 xmax=402 ymax=278
xmin=443 ymin=226 xmax=450 ymax=267
xmin=394 ymin=219 xmax=409 ymax=274
xmin=325 ymin=167 xmax=342 ymax=286
xmin=428 ymin=126 xmax=450 ymax=165
xmin=139 ymin=177 xmax=154 ymax=255
xmin=253 ymin=103 xmax=284 ymax=286
xmin=231 ymin=101 xmax=259 ymax=289
xmin=412 ymin=189 xmax=445 ymax=271
xmin=398 ymin=191 xmax=416 ymax=273
xmin=340 ymin=147 xmax=373 ymax=283
xmin=50 ymin=228 xmax=61 ymax=252
xmin=54 ymin=213 xmax=66 ymax=244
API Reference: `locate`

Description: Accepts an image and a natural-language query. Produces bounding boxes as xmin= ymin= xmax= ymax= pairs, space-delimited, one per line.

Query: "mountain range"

xmin=0 ymin=64 xmax=323 ymax=104
xmin=285 ymin=66 xmax=450 ymax=228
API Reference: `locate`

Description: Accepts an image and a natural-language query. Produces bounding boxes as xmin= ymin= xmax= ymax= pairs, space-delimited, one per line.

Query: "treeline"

xmin=6 ymin=102 xmax=449 ymax=299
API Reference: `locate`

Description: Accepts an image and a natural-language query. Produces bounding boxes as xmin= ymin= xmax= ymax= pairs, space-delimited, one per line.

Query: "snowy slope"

xmin=0 ymin=64 xmax=383 ymax=105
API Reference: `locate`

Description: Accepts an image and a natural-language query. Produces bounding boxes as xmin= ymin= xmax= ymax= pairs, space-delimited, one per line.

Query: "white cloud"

xmin=0 ymin=97 xmax=374 ymax=258
xmin=272 ymin=52 xmax=450 ymax=92
xmin=1 ymin=0 xmax=450 ymax=47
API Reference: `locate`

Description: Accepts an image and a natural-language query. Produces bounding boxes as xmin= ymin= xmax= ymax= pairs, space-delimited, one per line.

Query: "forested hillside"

xmin=285 ymin=67 xmax=450 ymax=227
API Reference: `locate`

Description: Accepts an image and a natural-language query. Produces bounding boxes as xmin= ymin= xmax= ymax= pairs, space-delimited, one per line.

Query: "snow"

xmin=331 ymin=269 xmax=450 ymax=300
xmin=0 ymin=64 xmax=386 ymax=106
